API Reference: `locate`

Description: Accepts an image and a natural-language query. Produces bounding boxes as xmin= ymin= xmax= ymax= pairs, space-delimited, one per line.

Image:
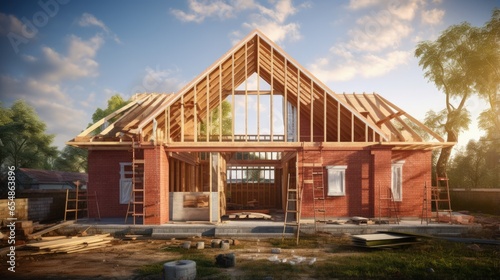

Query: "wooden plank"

xmin=28 ymin=220 xmax=75 ymax=239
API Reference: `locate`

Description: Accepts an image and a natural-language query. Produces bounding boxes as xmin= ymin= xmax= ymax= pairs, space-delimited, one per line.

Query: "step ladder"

xmin=308 ymin=166 xmax=326 ymax=231
xmin=378 ymin=184 xmax=399 ymax=224
xmin=432 ymin=174 xmax=452 ymax=223
xmin=125 ymin=146 xmax=145 ymax=225
xmin=282 ymin=173 xmax=301 ymax=244
xmin=64 ymin=181 xmax=88 ymax=221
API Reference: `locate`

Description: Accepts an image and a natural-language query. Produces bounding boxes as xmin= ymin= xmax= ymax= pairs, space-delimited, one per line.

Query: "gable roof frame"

xmin=130 ymin=29 xmax=390 ymax=142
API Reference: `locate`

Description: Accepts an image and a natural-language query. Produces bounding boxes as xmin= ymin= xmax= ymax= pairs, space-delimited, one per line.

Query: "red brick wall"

xmin=299 ymin=147 xmax=431 ymax=219
xmin=87 ymin=150 xmax=132 ymax=218
xmin=143 ymin=146 xmax=169 ymax=225
xmin=392 ymin=150 xmax=432 ymax=218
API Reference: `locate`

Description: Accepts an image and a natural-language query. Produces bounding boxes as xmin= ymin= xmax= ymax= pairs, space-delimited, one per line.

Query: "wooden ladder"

xmin=282 ymin=172 xmax=301 ymax=244
xmin=378 ymin=184 xmax=399 ymax=224
xmin=64 ymin=182 xmax=88 ymax=221
xmin=309 ymin=165 xmax=326 ymax=231
xmin=432 ymin=174 xmax=452 ymax=223
xmin=421 ymin=181 xmax=430 ymax=224
xmin=125 ymin=146 xmax=145 ymax=225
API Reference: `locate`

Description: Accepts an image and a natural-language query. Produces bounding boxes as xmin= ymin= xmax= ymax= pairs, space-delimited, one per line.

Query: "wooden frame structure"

xmin=70 ymin=30 xmax=451 ymax=152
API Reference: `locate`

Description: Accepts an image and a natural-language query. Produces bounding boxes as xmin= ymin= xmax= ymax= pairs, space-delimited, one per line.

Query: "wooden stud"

xmin=270 ymin=47 xmax=274 ymax=142
xmin=231 ymin=53 xmax=235 ymax=142
xmin=219 ymin=64 xmax=222 ymax=142
xmin=206 ymin=75 xmax=210 ymax=142
xmin=297 ymin=69 xmax=301 ymax=142
xmin=194 ymin=84 xmax=198 ymax=142
xmin=310 ymin=79 xmax=314 ymax=142
xmin=257 ymin=36 xmax=261 ymax=142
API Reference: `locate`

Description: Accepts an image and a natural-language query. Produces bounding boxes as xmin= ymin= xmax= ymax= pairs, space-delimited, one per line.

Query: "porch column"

xmin=370 ymin=146 xmax=392 ymax=218
xmin=144 ymin=145 xmax=169 ymax=225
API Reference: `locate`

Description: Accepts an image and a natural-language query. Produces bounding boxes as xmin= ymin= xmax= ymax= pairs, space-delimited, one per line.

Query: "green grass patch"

xmin=238 ymin=238 xmax=499 ymax=280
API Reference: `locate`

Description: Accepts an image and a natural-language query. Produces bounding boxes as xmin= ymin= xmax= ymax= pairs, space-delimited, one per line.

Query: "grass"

xmin=136 ymin=236 xmax=500 ymax=279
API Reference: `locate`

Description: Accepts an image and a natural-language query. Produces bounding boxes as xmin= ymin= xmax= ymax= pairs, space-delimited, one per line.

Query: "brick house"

xmin=67 ymin=30 xmax=453 ymax=225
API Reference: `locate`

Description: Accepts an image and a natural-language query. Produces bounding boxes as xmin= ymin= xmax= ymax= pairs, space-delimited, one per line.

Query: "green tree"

xmin=54 ymin=94 xmax=130 ymax=172
xmin=415 ymin=9 xmax=500 ymax=177
xmin=53 ymin=145 xmax=88 ymax=173
xmin=200 ymin=100 xmax=232 ymax=138
xmin=0 ymin=100 xmax=58 ymax=169
xmin=89 ymin=94 xmax=130 ymax=134
xmin=448 ymin=139 xmax=499 ymax=189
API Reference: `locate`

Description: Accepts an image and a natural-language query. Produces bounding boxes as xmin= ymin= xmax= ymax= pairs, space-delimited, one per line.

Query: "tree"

xmin=200 ymin=100 xmax=232 ymax=138
xmin=54 ymin=94 xmax=130 ymax=172
xmin=0 ymin=100 xmax=58 ymax=170
xmin=448 ymin=139 xmax=499 ymax=189
xmin=53 ymin=145 xmax=88 ymax=173
xmin=415 ymin=9 xmax=500 ymax=177
xmin=89 ymin=94 xmax=130 ymax=134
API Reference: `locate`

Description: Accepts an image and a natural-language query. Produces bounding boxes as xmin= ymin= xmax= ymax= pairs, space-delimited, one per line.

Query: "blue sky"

xmin=0 ymin=0 xmax=498 ymax=149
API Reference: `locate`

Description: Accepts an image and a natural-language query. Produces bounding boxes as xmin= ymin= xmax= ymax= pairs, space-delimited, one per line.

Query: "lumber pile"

xmin=25 ymin=234 xmax=113 ymax=254
xmin=352 ymin=232 xmax=419 ymax=248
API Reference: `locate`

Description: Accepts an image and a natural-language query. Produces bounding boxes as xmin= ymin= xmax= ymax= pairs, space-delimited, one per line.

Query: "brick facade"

xmin=88 ymin=146 xmax=431 ymax=224
xmin=87 ymin=150 xmax=132 ymax=218
xmin=299 ymin=147 xmax=432 ymax=219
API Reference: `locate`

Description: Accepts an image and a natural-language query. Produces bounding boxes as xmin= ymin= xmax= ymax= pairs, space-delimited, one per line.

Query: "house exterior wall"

xmin=87 ymin=150 xmax=131 ymax=218
xmin=143 ymin=146 xmax=169 ymax=224
xmin=299 ymin=147 xmax=432 ymax=219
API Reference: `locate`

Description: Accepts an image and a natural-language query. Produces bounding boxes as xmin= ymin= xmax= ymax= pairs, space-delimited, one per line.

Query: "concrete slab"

xmin=53 ymin=217 xmax=481 ymax=239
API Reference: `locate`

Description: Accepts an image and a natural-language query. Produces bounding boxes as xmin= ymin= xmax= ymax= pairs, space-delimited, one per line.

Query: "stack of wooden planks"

xmin=26 ymin=234 xmax=113 ymax=254
xmin=351 ymin=232 xmax=419 ymax=248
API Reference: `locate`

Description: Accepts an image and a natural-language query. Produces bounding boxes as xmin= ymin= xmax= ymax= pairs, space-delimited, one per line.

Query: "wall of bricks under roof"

xmin=87 ymin=149 xmax=132 ymax=219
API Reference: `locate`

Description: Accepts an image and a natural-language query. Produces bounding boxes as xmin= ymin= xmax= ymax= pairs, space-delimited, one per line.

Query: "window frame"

xmin=391 ymin=161 xmax=405 ymax=202
xmin=326 ymin=165 xmax=348 ymax=196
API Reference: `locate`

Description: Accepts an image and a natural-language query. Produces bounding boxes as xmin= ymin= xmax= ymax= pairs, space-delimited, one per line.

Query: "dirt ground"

xmin=1 ymin=213 xmax=499 ymax=280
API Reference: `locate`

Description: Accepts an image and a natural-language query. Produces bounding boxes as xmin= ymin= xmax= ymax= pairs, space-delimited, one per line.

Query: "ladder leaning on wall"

xmin=282 ymin=172 xmax=301 ymax=244
xmin=125 ymin=143 xmax=145 ymax=225
xmin=432 ymin=173 xmax=452 ymax=223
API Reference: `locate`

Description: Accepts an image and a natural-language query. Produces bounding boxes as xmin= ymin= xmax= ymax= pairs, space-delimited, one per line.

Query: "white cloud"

xmin=0 ymin=12 xmax=24 ymax=35
xmin=308 ymin=51 xmax=411 ymax=83
xmin=307 ymin=0 xmax=440 ymax=83
xmin=347 ymin=0 xmax=383 ymax=10
xmin=170 ymin=0 xmax=236 ymax=23
xmin=40 ymin=34 xmax=103 ymax=81
xmin=130 ymin=66 xmax=185 ymax=94
xmin=347 ymin=14 xmax=412 ymax=52
xmin=0 ymin=75 xmax=88 ymax=148
xmin=172 ymin=0 xmax=306 ymax=44
xmin=78 ymin=13 xmax=121 ymax=43
xmin=421 ymin=8 xmax=445 ymax=25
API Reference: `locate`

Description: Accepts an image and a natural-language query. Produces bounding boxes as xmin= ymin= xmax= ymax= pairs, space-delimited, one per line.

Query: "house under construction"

xmin=67 ymin=30 xmax=454 ymax=225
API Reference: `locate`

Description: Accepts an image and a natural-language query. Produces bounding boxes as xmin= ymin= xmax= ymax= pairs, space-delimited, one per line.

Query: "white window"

xmin=119 ymin=162 xmax=132 ymax=204
xmin=326 ymin=165 xmax=347 ymax=196
xmin=391 ymin=161 xmax=404 ymax=201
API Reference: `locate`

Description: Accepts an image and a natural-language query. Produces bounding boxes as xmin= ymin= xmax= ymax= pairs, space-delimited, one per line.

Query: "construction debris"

xmin=25 ymin=234 xmax=113 ymax=254
xmin=351 ymin=232 xmax=419 ymax=248
xmin=227 ymin=212 xmax=272 ymax=220
xmin=27 ymin=220 xmax=75 ymax=239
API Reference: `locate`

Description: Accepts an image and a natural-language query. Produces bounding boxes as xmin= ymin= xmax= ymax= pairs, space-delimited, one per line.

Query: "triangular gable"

xmin=133 ymin=29 xmax=389 ymax=143
xmin=68 ymin=29 xmax=453 ymax=150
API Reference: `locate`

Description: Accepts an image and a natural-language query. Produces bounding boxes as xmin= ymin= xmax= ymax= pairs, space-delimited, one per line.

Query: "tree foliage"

xmin=415 ymin=9 xmax=500 ymax=177
xmin=53 ymin=145 xmax=88 ymax=173
xmin=448 ymin=139 xmax=499 ymax=189
xmin=0 ymin=100 xmax=58 ymax=170
xmin=200 ymin=100 xmax=232 ymax=138
xmin=88 ymin=94 xmax=130 ymax=135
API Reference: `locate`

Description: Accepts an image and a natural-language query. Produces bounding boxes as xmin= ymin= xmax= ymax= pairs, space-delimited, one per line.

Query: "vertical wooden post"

xmin=194 ymin=84 xmax=198 ymax=142
xmin=219 ymin=64 xmax=222 ymax=142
